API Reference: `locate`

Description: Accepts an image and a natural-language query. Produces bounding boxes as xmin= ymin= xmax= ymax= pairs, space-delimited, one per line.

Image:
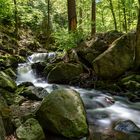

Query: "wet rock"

xmin=114 ymin=120 xmax=140 ymax=134
xmin=0 ymin=71 xmax=17 ymax=91
xmin=114 ymin=120 xmax=140 ymax=140
xmin=47 ymin=62 xmax=83 ymax=84
xmin=18 ymin=85 xmax=48 ymax=100
xmin=16 ymin=118 xmax=45 ymax=140
xmin=93 ymin=32 xmax=135 ymax=79
xmin=31 ymin=62 xmax=46 ymax=77
xmin=36 ymin=88 xmax=88 ymax=138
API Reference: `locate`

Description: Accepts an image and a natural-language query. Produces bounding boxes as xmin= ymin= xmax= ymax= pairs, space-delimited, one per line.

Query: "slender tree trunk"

xmin=121 ymin=0 xmax=127 ymax=33
xmin=118 ymin=0 xmax=122 ymax=31
xmin=79 ymin=0 xmax=83 ymax=30
xmin=91 ymin=0 xmax=96 ymax=37
xmin=13 ymin=0 xmax=18 ymax=38
xmin=135 ymin=0 xmax=140 ymax=68
xmin=108 ymin=0 xmax=117 ymax=31
xmin=67 ymin=0 xmax=77 ymax=31
xmin=47 ymin=0 xmax=50 ymax=34
xmin=102 ymin=9 xmax=106 ymax=31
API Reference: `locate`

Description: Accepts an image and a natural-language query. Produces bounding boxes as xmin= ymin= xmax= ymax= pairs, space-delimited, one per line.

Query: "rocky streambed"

xmin=2 ymin=52 xmax=139 ymax=140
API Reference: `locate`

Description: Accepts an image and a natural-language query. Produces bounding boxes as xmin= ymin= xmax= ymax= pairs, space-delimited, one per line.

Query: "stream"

xmin=16 ymin=53 xmax=140 ymax=140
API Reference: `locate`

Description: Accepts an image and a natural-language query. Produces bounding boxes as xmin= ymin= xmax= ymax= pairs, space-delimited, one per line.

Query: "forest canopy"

xmin=0 ymin=0 xmax=138 ymax=33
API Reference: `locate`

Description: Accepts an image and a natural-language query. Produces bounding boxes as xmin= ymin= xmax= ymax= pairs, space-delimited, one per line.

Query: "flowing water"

xmin=16 ymin=53 xmax=140 ymax=140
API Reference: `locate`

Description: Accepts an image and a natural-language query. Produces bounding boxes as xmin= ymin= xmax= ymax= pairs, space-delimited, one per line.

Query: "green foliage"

xmin=0 ymin=0 xmax=14 ymax=24
xmin=53 ymin=29 xmax=86 ymax=51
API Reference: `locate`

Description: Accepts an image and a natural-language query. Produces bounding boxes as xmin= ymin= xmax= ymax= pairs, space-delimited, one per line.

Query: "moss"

xmin=36 ymin=88 xmax=88 ymax=138
xmin=0 ymin=71 xmax=17 ymax=91
xmin=16 ymin=118 xmax=45 ymax=140
xmin=47 ymin=62 xmax=83 ymax=83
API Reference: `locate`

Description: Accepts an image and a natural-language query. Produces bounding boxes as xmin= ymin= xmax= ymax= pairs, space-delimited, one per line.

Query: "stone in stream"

xmin=114 ymin=120 xmax=140 ymax=134
xmin=47 ymin=62 xmax=83 ymax=84
xmin=36 ymin=88 xmax=88 ymax=138
xmin=16 ymin=118 xmax=45 ymax=140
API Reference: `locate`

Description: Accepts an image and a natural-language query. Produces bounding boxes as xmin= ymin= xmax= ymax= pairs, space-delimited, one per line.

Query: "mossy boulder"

xmin=0 ymin=71 xmax=16 ymax=91
xmin=4 ymin=68 xmax=16 ymax=80
xmin=36 ymin=88 xmax=88 ymax=138
xmin=47 ymin=62 xmax=83 ymax=83
xmin=92 ymin=32 xmax=135 ymax=79
xmin=16 ymin=118 xmax=45 ymax=140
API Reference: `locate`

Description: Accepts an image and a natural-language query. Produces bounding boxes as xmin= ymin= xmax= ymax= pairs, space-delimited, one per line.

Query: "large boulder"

xmin=16 ymin=118 xmax=45 ymax=140
xmin=36 ymin=88 xmax=88 ymax=138
xmin=0 ymin=71 xmax=17 ymax=91
xmin=92 ymin=32 xmax=136 ymax=79
xmin=47 ymin=63 xmax=83 ymax=83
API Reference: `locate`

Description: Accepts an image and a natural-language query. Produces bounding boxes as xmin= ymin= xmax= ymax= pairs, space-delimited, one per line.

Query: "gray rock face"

xmin=36 ymin=88 xmax=88 ymax=138
xmin=92 ymin=32 xmax=136 ymax=79
xmin=16 ymin=118 xmax=45 ymax=140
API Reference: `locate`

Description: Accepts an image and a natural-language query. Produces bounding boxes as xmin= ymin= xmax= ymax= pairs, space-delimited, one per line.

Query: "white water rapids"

xmin=16 ymin=53 xmax=140 ymax=139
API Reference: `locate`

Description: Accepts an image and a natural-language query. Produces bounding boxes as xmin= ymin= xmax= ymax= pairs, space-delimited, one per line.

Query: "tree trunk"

xmin=108 ymin=0 xmax=117 ymax=31
xmin=121 ymin=0 xmax=127 ymax=33
xmin=118 ymin=0 xmax=122 ymax=31
xmin=13 ymin=0 xmax=18 ymax=38
xmin=79 ymin=0 xmax=83 ymax=30
xmin=91 ymin=0 xmax=96 ymax=37
xmin=135 ymin=0 xmax=140 ymax=68
xmin=67 ymin=0 xmax=77 ymax=31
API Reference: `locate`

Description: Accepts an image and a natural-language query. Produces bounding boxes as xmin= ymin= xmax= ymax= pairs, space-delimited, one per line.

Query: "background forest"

xmin=0 ymin=0 xmax=139 ymax=50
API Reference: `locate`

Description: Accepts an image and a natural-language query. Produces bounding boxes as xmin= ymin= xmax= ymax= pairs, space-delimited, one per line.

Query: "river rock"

xmin=47 ymin=62 xmax=83 ymax=84
xmin=0 ymin=71 xmax=16 ymax=91
xmin=114 ymin=120 xmax=140 ymax=134
xmin=16 ymin=118 xmax=45 ymax=140
xmin=114 ymin=120 xmax=140 ymax=140
xmin=92 ymin=32 xmax=135 ymax=79
xmin=36 ymin=88 xmax=88 ymax=138
xmin=17 ymin=84 xmax=48 ymax=100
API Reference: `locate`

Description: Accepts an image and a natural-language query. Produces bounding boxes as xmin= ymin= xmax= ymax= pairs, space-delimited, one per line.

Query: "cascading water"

xmin=16 ymin=52 xmax=140 ymax=140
